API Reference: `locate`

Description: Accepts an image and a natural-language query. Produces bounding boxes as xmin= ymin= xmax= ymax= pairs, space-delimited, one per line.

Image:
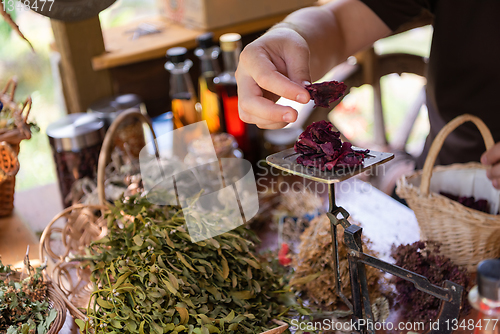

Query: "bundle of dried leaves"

xmin=0 ymin=102 xmax=38 ymax=133
xmin=0 ymin=260 xmax=57 ymax=334
xmin=68 ymin=150 xmax=143 ymax=206
xmin=77 ymin=195 xmax=304 ymax=334
xmin=390 ymin=241 xmax=472 ymax=323
xmin=271 ymin=187 xmax=324 ymax=246
xmin=291 ymin=214 xmax=390 ymax=310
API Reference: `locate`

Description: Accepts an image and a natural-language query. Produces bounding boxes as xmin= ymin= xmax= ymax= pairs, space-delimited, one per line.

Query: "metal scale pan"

xmin=266 ymin=147 xmax=394 ymax=183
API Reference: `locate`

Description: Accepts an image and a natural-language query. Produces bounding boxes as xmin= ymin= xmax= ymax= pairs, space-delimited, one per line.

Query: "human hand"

xmin=235 ymin=26 xmax=312 ymax=129
xmin=481 ymin=143 xmax=500 ymax=189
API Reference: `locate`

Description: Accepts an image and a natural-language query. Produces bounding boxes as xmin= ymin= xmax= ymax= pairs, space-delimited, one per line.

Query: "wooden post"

xmin=51 ymin=16 xmax=114 ymax=114
xmin=363 ymin=47 xmax=388 ymax=148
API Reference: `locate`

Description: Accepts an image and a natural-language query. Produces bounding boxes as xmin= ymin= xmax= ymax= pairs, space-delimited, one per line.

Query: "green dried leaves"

xmin=0 ymin=260 xmax=57 ymax=334
xmin=81 ymin=195 xmax=292 ymax=334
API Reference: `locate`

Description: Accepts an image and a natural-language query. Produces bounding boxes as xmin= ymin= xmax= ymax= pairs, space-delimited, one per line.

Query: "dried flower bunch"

xmin=294 ymin=120 xmax=369 ymax=170
xmin=0 ymin=260 xmax=57 ymax=334
xmin=291 ymin=214 xmax=389 ymax=310
xmin=264 ymin=184 xmax=323 ymax=242
xmin=390 ymin=241 xmax=472 ymax=323
xmin=0 ymin=102 xmax=16 ymax=130
xmin=0 ymin=101 xmax=38 ymax=133
xmin=77 ymin=195 xmax=301 ymax=334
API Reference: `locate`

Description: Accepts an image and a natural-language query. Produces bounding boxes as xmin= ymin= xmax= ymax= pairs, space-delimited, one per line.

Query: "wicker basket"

xmin=0 ymin=270 xmax=67 ymax=334
xmin=396 ymin=114 xmax=500 ymax=271
xmin=0 ymin=141 xmax=19 ymax=183
xmin=0 ymin=78 xmax=32 ymax=217
xmin=40 ymin=109 xmax=289 ymax=334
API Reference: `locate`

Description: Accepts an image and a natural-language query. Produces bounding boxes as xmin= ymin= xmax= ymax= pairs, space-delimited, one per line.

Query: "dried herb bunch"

xmin=0 ymin=102 xmax=38 ymax=133
xmin=78 ymin=195 xmax=296 ymax=334
xmin=0 ymin=260 xmax=57 ymax=334
xmin=390 ymin=241 xmax=472 ymax=323
xmin=291 ymin=214 xmax=389 ymax=310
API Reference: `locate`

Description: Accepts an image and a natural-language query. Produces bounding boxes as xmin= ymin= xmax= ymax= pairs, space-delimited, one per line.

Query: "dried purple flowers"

xmin=294 ymin=120 xmax=369 ymax=170
xmin=440 ymin=192 xmax=490 ymax=213
xmin=391 ymin=241 xmax=472 ymax=324
xmin=305 ymin=80 xmax=347 ymax=108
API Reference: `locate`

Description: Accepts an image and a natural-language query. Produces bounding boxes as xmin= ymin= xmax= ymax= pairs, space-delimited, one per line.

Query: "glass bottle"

xmin=165 ymin=46 xmax=200 ymax=129
xmin=469 ymin=259 xmax=500 ymax=334
xmin=213 ymin=33 xmax=247 ymax=148
xmin=195 ymin=32 xmax=222 ymax=133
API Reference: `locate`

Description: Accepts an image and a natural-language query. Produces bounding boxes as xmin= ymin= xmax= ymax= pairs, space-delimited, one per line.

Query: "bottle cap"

xmin=219 ymin=33 xmax=241 ymax=52
xmin=166 ymin=47 xmax=188 ymax=63
xmin=196 ymin=32 xmax=214 ymax=49
xmin=477 ymin=258 xmax=500 ymax=301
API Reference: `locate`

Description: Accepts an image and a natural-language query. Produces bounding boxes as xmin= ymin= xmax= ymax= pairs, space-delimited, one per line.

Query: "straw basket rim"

xmin=397 ymin=162 xmax=500 ymax=225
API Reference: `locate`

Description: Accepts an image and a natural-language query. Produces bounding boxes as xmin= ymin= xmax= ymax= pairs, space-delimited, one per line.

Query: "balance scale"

xmin=267 ymin=148 xmax=463 ymax=334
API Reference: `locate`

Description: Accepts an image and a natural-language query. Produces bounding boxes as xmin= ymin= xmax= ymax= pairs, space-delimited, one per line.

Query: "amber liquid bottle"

xmin=165 ymin=46 xmax=200 ymax=129
xmin=195 ymin=32 xmax=222 ymax=133
xmin=214 ymin=33 xmax=257 ymax=163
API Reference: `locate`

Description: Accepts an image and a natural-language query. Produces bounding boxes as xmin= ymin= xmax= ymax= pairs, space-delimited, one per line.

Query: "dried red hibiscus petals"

xmin=305 ymin=80 xmax=347 ymax=108
xmin=440 ymin=192 xmax=489 ymax=213
xmin=294 ymin=120 xmax=369 ymax=171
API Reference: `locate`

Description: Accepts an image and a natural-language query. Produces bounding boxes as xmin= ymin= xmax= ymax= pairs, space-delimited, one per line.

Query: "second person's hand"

xmin=235 ymin=26 xmax=312 ymax=129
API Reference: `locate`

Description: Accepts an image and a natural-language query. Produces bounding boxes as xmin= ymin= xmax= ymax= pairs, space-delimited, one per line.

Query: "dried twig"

xmin=0 ymin=5 xmax=34 ymax=51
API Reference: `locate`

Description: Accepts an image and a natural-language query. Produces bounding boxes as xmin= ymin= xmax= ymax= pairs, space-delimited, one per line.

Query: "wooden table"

xmin=0 ymin=183 xmax=63 ymax=266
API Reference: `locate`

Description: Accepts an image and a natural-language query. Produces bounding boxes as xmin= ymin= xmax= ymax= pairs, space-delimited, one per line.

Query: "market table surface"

xmin=0 ymin=179 xmax=477 ymax=333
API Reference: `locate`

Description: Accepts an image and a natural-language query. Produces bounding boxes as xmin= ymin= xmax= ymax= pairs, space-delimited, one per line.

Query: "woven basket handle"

xmin=97 ymin=109 xmax=159 ymax=205
xmin=420 ymin=114 xmax=495 ymax=195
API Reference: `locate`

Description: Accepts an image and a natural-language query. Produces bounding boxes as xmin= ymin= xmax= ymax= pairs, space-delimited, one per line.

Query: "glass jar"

xmin=47 ymin=113 xmax=105 ymax=207
xmin=88 ymin=94 xmax=146 ymax=159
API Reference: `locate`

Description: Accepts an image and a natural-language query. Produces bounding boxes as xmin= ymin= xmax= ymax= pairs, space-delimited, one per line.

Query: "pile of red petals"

xmin=305 ymin=80 xmax=347 ymax=108
xmin=294 ymin=120 xmax=369 ymax=170
xmin=440 ymin=192 xmax=490 ymax=213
